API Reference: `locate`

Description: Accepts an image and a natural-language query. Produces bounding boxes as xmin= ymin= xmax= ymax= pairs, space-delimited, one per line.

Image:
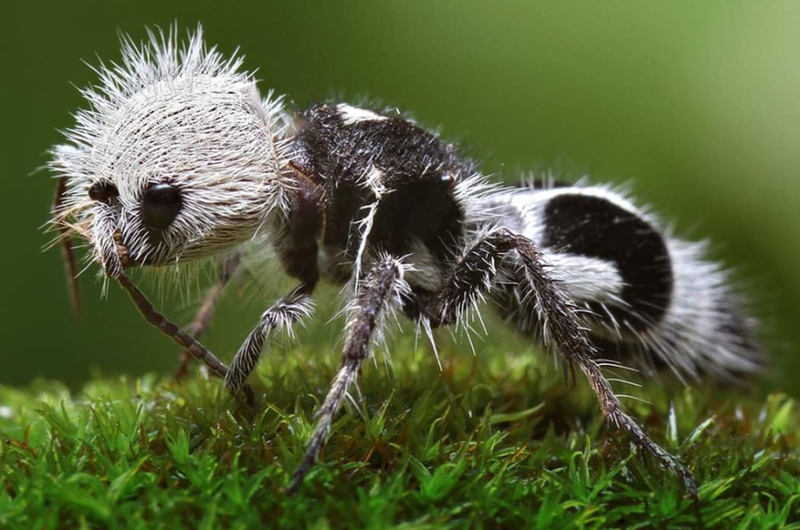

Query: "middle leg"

xmin=287 ymin=253 xmax=409 ymax=494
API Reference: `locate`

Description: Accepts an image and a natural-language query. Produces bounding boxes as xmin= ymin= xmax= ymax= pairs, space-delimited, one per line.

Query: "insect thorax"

xmin=276 ymin=103 xmax=473 ymax=286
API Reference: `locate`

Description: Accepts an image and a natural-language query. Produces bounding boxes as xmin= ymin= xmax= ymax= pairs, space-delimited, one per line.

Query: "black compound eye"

xmin=141 ymin=183 xmax=182 ymax=231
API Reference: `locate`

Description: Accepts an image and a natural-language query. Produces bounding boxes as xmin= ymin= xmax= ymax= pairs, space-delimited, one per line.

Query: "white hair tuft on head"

xmin=49 ymin=24 xmax=292 ymax=275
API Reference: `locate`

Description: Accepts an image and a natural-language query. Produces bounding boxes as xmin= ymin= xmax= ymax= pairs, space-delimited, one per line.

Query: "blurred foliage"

xmin=1 ymin=339 xmax=799 ymax=528
xmin=0 ymin=0 xmax=798 ymax=394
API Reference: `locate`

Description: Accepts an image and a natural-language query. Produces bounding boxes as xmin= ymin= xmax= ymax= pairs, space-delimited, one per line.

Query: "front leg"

xmin=288 ymin=254 xmax=409 ymax=495
xmin=423 ymin=228 xmax=697 ymax=498
xmin=224 ymin=284 xmax=316 ymax=401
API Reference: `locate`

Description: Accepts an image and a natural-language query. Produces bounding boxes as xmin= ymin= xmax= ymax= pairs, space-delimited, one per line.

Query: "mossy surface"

xmin=1 ymin=335 xmax=798 ymax=529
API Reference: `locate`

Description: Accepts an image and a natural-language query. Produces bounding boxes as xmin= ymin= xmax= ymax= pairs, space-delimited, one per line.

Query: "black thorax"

xmin=279 ymin=104 xmax=473 ymax=285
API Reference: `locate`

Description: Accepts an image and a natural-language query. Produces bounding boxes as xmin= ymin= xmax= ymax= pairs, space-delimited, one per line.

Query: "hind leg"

xmin=420 ymin=227 xmax=697 ymax=497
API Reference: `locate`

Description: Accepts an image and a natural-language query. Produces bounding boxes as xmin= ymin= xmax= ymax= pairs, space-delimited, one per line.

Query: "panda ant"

xmin=47 ymin=26 xmax=762 ymax=497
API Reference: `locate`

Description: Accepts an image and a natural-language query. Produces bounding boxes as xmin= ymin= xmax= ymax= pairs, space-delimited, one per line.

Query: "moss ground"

xmin=1 ymin=328 xmax=798 ymax=529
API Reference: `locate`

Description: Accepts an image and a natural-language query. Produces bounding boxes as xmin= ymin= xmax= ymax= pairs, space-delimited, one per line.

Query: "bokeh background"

xmin=1 ymin=1 xmax=798 ymax=392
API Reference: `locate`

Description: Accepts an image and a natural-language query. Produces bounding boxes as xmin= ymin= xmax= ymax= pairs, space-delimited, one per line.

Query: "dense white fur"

xmin=483 ymin=182 xmax=761 ymax=381
xmin=336 ymin=104 xmax=388 ymax=125
xmin=485 ymin=185 xmax=631 ymax=303
xmin=49 ymin=25 xmax=292 ymax=272
xmin=642 ymin=237 xmax=760 ymax=380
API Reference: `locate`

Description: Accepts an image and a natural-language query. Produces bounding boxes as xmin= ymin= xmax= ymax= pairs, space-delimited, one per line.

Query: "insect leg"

xmin=424 ymin=228 xmax=697 ymax=497
xmin=224 ymin=284 xmax=316 ymax=398
xmin=175 ymin=255 xmax=242 ymax=379
xmin=287 ymin=254 xmax=408 ymax=495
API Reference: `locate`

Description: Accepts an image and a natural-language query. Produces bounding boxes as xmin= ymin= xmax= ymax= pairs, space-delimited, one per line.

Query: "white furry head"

xmin=49 ymin=25 xmax=291 ymax=277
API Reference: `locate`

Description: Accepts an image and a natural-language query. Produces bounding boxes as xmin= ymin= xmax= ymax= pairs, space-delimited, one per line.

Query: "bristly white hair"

xmin=48 ymin=24 xmax=293 ymax=277
xmin=484 ymin=178 xmax=763 ymax=383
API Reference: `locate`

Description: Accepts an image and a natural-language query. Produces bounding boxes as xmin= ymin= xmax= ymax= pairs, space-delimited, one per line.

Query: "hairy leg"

xmin=287 ymin=254 xmax=408 ymax=495
xmin=175 ymin=255 xmax=241 ymax=379
xmin=423 ymin=228 xmax=697 ymax=497
xmin=224 ymin=284 xmax=316 ymax=400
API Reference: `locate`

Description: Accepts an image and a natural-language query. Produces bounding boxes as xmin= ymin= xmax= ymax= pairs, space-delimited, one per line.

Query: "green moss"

xmin=1 ymin=337 xmax=798 ymax=529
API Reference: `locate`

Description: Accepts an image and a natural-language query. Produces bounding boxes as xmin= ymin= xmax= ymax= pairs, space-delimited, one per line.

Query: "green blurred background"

xmin=1 ymin=1 xmax=798 ymax=392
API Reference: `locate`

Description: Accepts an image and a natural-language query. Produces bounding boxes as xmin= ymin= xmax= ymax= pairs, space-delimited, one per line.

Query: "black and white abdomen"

xmin=487 ymin=184 xmax=762 ymax=381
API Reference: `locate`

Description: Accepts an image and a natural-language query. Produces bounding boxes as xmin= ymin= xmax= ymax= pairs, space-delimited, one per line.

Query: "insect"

xmin=47 ymin=26 xmax=762 ymax=496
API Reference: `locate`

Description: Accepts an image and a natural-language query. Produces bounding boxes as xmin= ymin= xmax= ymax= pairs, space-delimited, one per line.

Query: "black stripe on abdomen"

xmin=541 ymin=193 xmax=673 ymax=331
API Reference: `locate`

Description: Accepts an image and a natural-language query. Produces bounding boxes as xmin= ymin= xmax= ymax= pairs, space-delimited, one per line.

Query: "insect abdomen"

xmin=488 ymin=184 xmax=762 ymax=380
